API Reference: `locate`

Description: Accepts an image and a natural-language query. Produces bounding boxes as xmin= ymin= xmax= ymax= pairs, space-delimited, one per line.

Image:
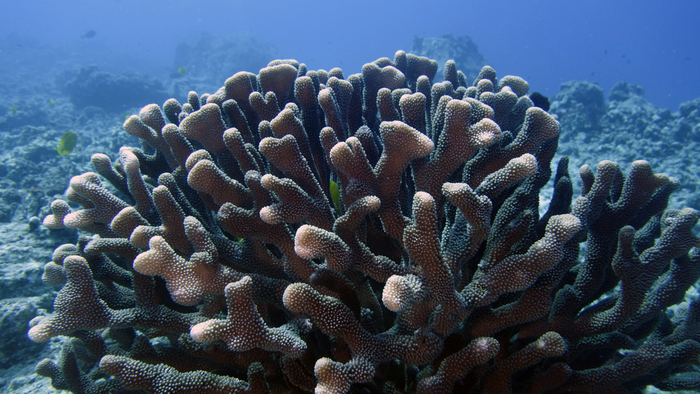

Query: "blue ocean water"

xmin=1 ymin=0 xmax=698 ymax=110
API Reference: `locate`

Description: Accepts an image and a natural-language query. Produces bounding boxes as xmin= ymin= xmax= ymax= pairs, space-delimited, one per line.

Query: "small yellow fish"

xmin=9 ymin=103 xmax=16 ymax=115
xmin=57 ymin=130 xmax=78 ymax=156
xmin=49 ymin=99 xmax=55 ymax=108
xmin=329 ymin=180 xmax=341 ymax=215
xmin=178 ymin=66 xmax=187 ymax=76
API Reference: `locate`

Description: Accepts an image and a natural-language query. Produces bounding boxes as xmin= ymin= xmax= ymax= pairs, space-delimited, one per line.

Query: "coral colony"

xmin=30 ymin=52 xmax=700 ymax=393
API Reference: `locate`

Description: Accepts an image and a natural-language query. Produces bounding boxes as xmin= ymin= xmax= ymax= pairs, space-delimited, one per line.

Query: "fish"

xmin=178 ymin=66 xmax=187 ymax=76
xmin=329 ymin=180 xmax=341 ymax=214
xmin=49 ymin=99 xmax=55 ymax=108
xmin=529 ymin=92 xmax=550 ymax=112
xmin=9 ymin=103 xmax=16 ymax=115
xmin=56 ymin=130 xmax=78 ymax=156
xmin=81 ymin=30 xmax=96 ymax=39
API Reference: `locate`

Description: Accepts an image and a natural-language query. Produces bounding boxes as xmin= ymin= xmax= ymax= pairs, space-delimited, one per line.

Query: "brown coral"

xmin=32 ymin=53 xmax=700 ymax=394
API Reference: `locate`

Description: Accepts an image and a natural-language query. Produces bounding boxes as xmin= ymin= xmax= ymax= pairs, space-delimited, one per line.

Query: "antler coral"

xmin=34 ymin=51 xmax=700 ymax=394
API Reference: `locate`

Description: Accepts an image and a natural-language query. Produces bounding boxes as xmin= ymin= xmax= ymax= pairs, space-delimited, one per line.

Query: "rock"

xmin=56 ymin=65 xmax=168 ymax=112
xmin=608 ymin=81 xmax=645 ymax=102
xmin=0 ymin=299 xmax=45 ymax=368
xmin=410 ymin=33 xmax=489 ymax=81
xmin=549 ymin=81 xmax=606 ymax=139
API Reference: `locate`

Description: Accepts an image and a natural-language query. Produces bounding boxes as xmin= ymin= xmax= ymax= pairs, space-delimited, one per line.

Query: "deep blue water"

xmin=2 ymin=0 xmax=698 ymax=110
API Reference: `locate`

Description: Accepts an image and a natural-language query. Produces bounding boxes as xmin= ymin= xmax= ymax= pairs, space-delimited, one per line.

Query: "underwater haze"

xmin=2 ymin=0 xmax=700 ymax=393
xmin=1 ymin=0 xmax=699 ymax=110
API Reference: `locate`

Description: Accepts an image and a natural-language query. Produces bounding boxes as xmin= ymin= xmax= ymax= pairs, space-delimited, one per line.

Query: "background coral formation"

xmin=24 ymin=51 xmax=700 ymax=393
xmin=410 ymin=34 xmax=488 ymax=83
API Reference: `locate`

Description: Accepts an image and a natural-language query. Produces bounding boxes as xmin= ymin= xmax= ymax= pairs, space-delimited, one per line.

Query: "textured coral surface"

xmin=31 ymin=52 xmax=700 ymax=393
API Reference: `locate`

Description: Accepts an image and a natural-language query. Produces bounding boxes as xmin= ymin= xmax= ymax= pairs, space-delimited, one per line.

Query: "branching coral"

xmin=33 ymin=51 xmax=700 ymax=393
